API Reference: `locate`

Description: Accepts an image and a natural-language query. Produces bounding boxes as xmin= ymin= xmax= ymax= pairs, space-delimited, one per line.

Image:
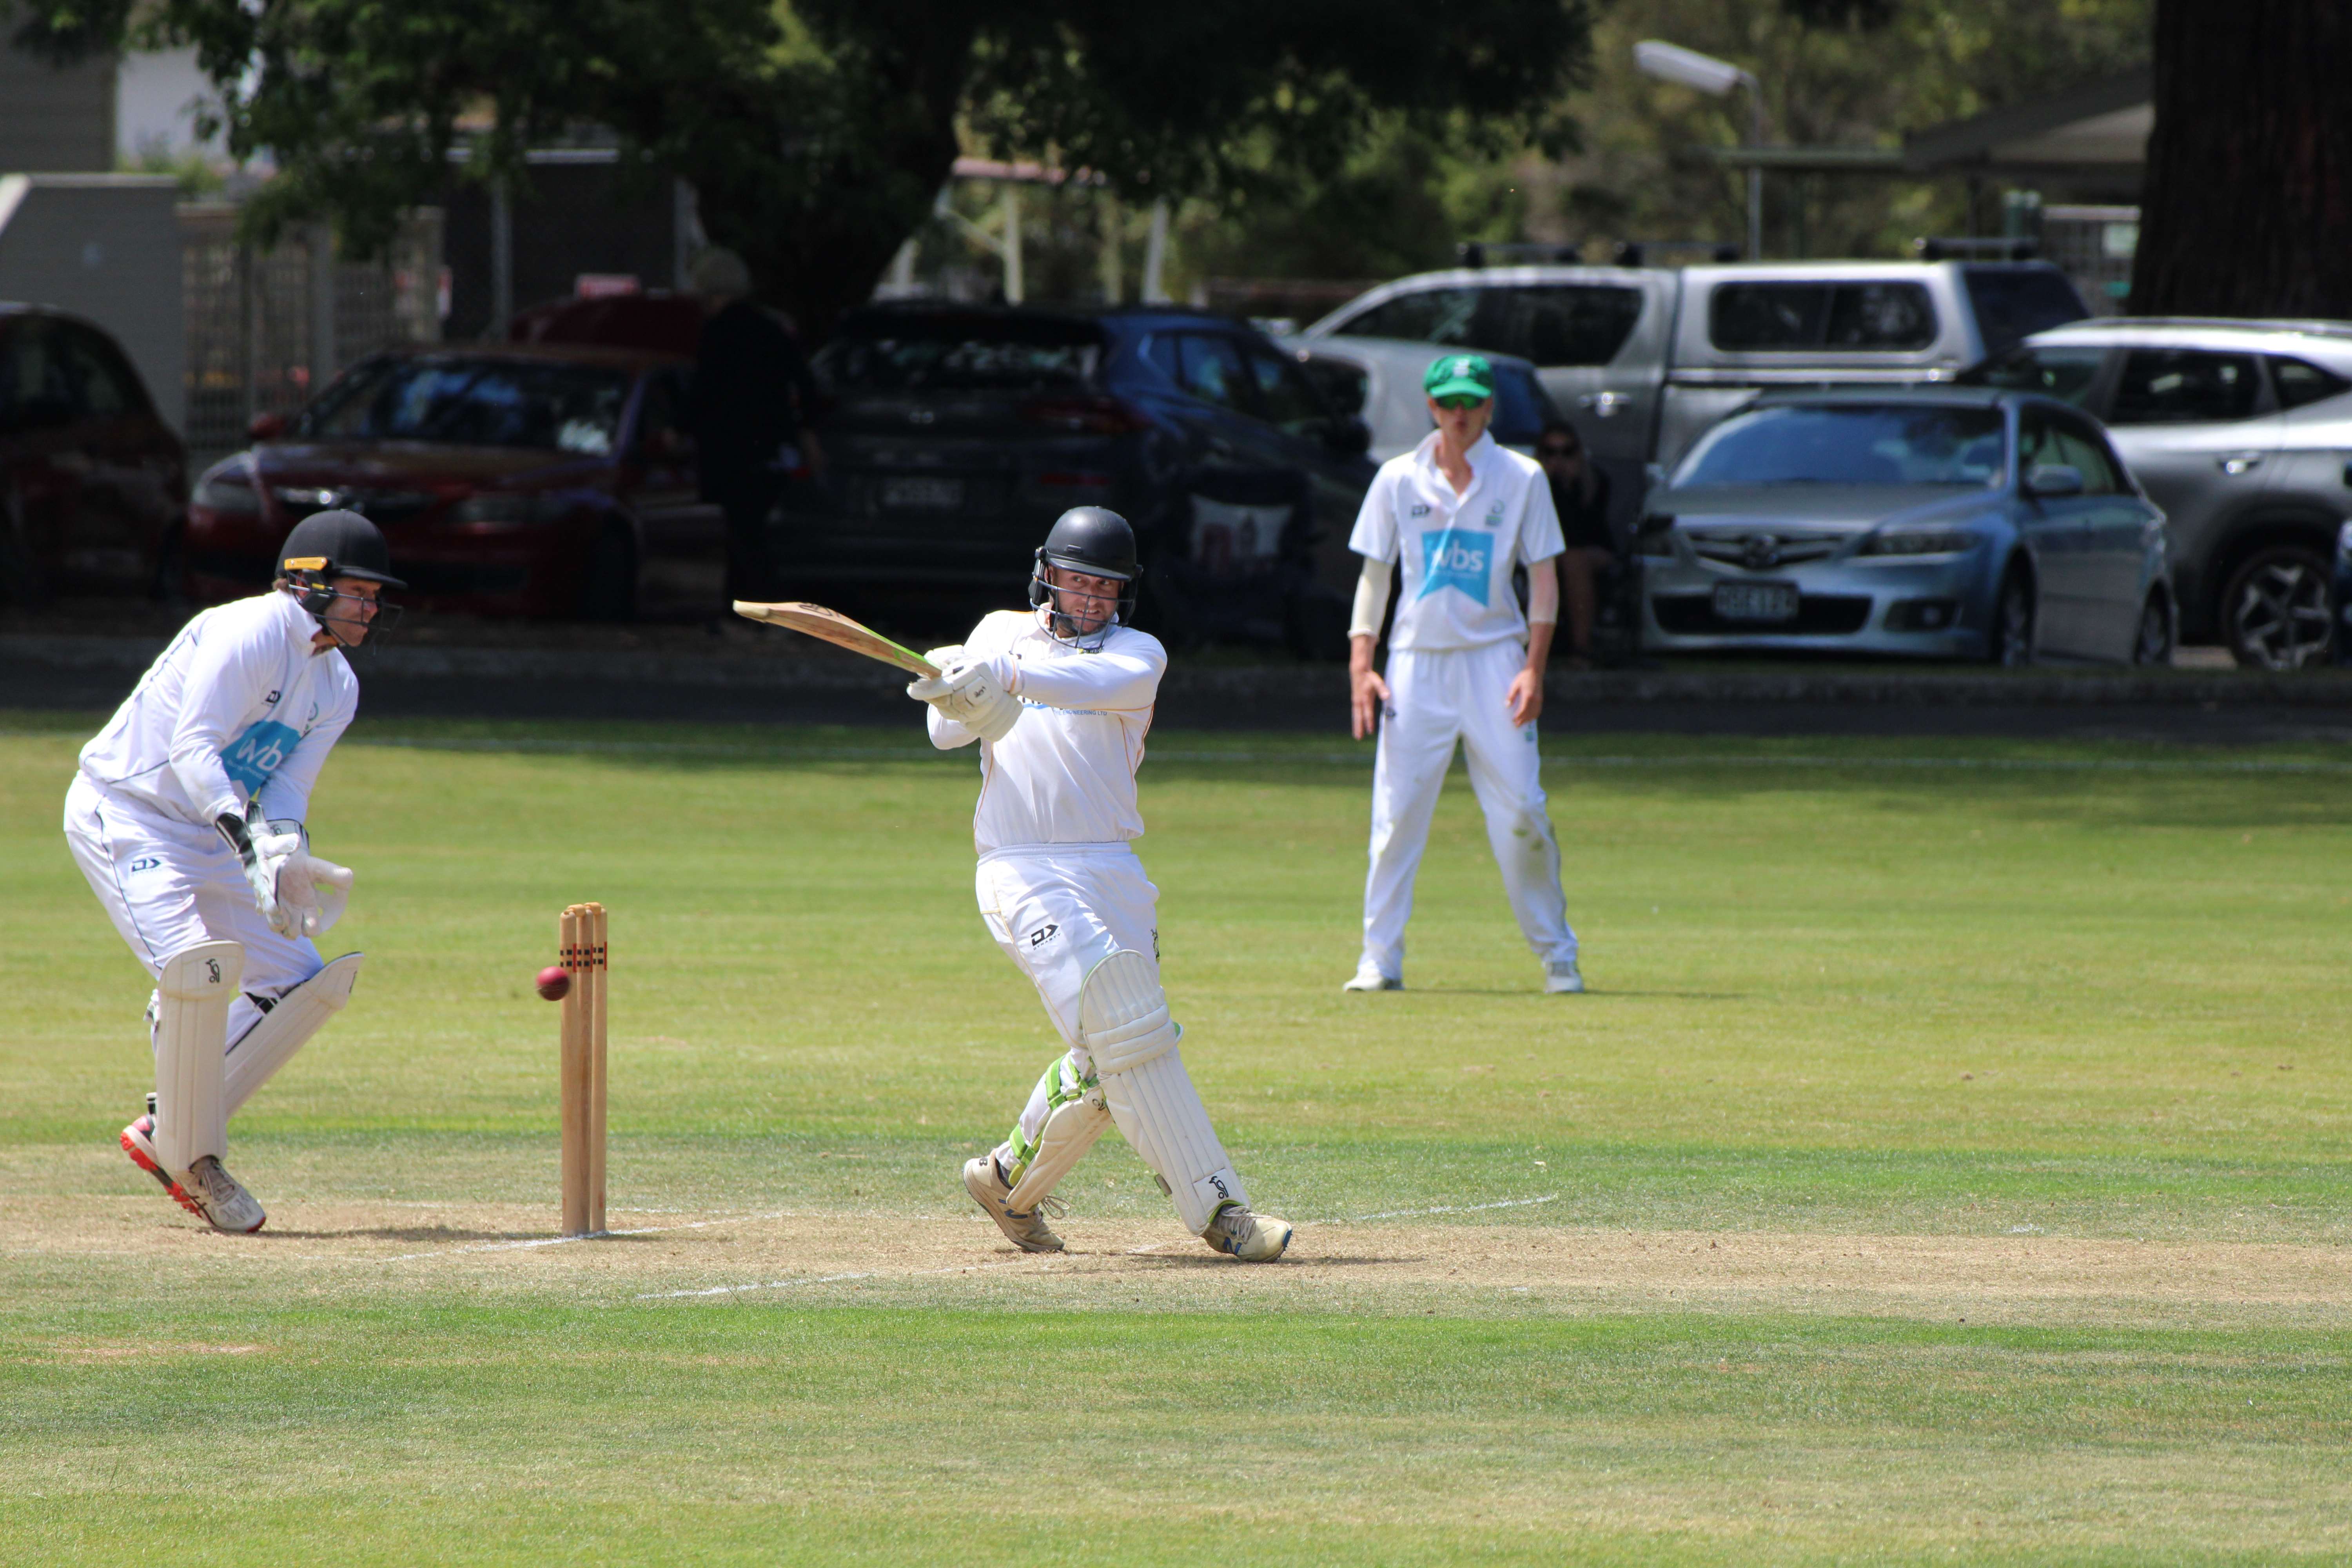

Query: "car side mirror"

xmin=2025 ymin=463 xmax=2083 ymax=498
xmin=1326 ymin=415 xmax=1372 ymax=456
xmin=247 ymin=412 xmax=287 ymax=441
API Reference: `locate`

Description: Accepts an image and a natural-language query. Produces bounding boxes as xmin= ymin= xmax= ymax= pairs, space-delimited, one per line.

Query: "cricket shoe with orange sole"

xmin=121 ymin=1098 xmax=266 ymax=1233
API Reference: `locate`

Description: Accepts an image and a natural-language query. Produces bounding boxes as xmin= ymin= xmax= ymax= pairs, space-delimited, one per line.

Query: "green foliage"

xmin=7 ymin=0 xmax=1593 ymax=333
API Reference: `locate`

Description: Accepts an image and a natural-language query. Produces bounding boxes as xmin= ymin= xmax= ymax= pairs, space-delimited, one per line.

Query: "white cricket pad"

xmin=225 ymin=952 xmax=362 ymax=1114
xmin=1080 ymin=950 xmax=1247 ymax=1234
xmin=1003 ymin=1090 xmax=1112 ymax=1214
xmin=153 ymin=940 xmax=243 ymax=1175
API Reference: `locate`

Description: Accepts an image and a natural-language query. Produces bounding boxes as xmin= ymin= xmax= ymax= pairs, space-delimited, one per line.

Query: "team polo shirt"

xmin=1348 ymin=430 xmax=1566 ymax=652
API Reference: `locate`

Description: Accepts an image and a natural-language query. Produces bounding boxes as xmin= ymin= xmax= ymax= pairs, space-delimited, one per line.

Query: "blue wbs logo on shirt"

xmin=221 ymin=720 xmax=302 ymax=793
xmin=1415 ymin=528 xmax=1494 ymax=606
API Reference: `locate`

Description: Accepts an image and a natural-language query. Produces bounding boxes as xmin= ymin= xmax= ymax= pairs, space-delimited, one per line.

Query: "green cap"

xmin=1423 ymin=352 xmax=1495 ymax=402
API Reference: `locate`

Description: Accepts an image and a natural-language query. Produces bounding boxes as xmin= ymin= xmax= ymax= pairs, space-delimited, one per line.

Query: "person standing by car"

xmin=687 ymin=247 xmax=824 ymax=610
xmin=1536 ymin=419 xmax=1614 ymax=668
xmin=1343 ymin=355 xmax=1583 ymax=996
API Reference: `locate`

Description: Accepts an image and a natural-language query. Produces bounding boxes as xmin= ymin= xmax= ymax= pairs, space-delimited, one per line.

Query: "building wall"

xmin=0 ymin=175 xmax=186 ymax=429
xmin=0 ymin=44 xmax=116 ymax=173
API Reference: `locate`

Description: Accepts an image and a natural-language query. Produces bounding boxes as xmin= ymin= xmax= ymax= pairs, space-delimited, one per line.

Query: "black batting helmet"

xmin=1029 ymin=506 xmax=1139 ymax=644
xmin=279 ymin=510 xmax=407 ymax=589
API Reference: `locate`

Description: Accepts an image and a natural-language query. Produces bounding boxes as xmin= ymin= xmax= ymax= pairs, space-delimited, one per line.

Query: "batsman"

xmin=62 ymin=510 xmax=398 ymax=1232
xmin=916 ymin=506 xmax=1291 ymax=1262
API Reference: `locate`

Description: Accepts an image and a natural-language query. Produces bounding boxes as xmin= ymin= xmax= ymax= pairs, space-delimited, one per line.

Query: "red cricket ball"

xmin=536 ymin=965 xmax=572 ymax=1001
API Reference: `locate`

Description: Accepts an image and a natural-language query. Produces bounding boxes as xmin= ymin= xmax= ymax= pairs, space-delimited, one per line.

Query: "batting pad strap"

xmin=1076 ymin=949 xmax=1179 ymax=1074
xmin=225 ymin=952 xmax=361 ymax=1115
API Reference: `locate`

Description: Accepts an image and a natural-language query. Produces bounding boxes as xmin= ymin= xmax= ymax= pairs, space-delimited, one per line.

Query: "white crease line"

xmin=1310 ymin=1194 xmax=1559 ymax=1225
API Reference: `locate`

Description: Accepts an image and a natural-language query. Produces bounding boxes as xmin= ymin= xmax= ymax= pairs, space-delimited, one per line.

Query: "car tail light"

xmin=1020 ymin=395 xmax=1149 ymax=435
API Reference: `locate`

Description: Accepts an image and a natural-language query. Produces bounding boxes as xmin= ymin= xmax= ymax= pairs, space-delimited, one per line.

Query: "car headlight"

xmin=192 ymin=465 xmax=261 ymax=517
xmin=1859 ymin=528 xmax=1981 ymax=557
xmin=1633 ymin=515 xmax=1679 ymax=556
xmin=451 ymin=492 xmax=562 ymax=528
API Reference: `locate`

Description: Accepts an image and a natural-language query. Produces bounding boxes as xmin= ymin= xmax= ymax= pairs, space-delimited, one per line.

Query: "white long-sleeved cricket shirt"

xmin=76 ymin=590 xmax=359 ymax=828
xmin=926 ymin=609 xmax=1163 ymax=854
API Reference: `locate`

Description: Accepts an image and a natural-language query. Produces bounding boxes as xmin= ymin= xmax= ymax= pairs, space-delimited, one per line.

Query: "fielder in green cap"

xmin=1339 ymin=346 xmax=1584 ymax=997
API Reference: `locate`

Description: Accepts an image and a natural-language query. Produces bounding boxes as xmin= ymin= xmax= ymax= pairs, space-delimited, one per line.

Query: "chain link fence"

xmin=179 ymin=206 xmax=445 ymax=470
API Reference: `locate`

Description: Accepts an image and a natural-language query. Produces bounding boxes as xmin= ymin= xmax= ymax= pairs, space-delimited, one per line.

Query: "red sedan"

xmin=186 ymin=345 xmax=722 ymax=619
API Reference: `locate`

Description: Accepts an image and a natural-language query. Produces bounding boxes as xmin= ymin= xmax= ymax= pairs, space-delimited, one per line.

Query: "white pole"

xmin=1001 ymin=185 xmax=1023 ymax=303
xmin=1142 ymin=199 xmax=1169 ymax=302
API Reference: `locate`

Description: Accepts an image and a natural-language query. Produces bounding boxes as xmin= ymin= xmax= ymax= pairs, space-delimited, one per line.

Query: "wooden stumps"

xmin=559 ymin=902 xmax=608 ymax=1236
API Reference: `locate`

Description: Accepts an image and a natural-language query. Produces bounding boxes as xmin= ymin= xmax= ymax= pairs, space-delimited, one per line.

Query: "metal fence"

xmin=2040 ymin=205 xmax=2138 ymax=317
xmin=179 ymin=206 xmax=445 ymax=469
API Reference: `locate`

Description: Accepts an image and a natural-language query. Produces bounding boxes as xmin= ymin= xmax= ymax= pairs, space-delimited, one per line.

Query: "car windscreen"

xmin=817 ymin=318 xmax=1103 ymax=393
xmin=300 ymin=356 xmax=633 ymax=454
xmin=1676 ymin=405 xmax=2006 ymax=487
xmin=1709 ymin=283 xmax=1937 ymax=352
xmin=1961 ymin=267 xmax=2087 ymax=356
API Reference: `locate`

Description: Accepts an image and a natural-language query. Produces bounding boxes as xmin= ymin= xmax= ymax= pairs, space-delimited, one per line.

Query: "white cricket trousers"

xmin=1361 ymin=640 xmax=1577 ymax=980
xmin=976 ymin=843 xmax=1159 ymax=1150
xmin=63 ymin=775 xmax=325 ymax=1046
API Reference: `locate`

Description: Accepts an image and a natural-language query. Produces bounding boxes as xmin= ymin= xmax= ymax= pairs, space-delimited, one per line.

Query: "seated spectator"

xmin=1537 ymin=419 xmax=1613 ymax=667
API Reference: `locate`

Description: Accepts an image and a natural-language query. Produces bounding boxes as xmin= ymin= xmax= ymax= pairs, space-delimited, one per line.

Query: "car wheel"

xmin=1987 ymin=564 xmax=2035 ymax=666
xmin=577 ymin=522 xmax=637 ymax=622
xmin=2221 ymin=545 xmax=2331 ymax=669
xmin=2130 ymin=589 xmax=2174 ymax=666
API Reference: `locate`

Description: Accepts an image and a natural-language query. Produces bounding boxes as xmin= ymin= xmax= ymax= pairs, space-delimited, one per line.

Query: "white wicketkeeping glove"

xmin=908 ymin=654 xmax=1020 ymax=742
xmin=275 ymin=849 xmax=355 ymax=938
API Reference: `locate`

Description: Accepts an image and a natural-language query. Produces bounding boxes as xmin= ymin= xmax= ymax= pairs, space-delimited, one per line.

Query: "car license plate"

xmin=881 ymin=476 xmax=964 ymax=511
xmin=1713 ymin=582 xmax=1799 ymax=622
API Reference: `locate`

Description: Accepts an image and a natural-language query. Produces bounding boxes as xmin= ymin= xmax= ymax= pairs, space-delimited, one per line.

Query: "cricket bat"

xmin=732 ymin=601 xmax=942 ymax=678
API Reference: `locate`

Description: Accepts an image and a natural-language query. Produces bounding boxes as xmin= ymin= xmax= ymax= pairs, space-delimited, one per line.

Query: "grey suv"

xmin=1962 ymin=319 xmax=2352 ymax=668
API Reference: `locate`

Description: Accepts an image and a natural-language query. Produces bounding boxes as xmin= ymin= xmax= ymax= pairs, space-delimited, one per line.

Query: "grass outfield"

xmin=2 ymin=709 xmax=2347 ymax=1564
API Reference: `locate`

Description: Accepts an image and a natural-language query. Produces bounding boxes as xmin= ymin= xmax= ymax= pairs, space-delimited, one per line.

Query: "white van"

xmin=1300 ymin=260 xmax=2088 ymax=535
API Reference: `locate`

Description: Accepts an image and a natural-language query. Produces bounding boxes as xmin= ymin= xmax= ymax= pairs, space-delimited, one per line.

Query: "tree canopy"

xmin=15 ymin=0 xmax=1593 ymax=335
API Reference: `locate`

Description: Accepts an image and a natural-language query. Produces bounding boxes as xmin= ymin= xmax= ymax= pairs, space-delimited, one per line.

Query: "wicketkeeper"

xmin=63 ymin=510 xmax=400 ymax=1231
xmin=915 ymin=506 xmax=1291 ymax=1261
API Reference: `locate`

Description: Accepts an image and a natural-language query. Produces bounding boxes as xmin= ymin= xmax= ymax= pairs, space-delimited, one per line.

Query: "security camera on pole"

xmin=1635 ymin=39 xmax=1765 ymax=261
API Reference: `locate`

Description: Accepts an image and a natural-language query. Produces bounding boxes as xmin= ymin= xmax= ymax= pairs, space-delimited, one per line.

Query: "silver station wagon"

xmin=1635 ymin=388 xmax=2172 ymax=664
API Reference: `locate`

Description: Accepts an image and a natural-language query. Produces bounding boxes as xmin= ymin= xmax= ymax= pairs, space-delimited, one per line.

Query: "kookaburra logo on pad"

xmin=204 ymin=959 xmax=221 ymax=983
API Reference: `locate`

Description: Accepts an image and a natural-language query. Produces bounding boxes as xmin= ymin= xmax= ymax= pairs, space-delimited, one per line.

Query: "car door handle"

xmin=1576 ymin=392 xmax=1631 ymax=418
xmin=2217 ymin=451 xmax=2265 ymax=476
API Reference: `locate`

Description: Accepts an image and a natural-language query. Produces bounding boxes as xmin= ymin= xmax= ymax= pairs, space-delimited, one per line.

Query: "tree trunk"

xmin=2131 ymin=0 xmax=2352 ymax=316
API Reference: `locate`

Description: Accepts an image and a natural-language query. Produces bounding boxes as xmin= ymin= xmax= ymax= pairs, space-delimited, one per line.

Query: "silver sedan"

xmin=1636 ymin=389 xmax=2174 ymax=664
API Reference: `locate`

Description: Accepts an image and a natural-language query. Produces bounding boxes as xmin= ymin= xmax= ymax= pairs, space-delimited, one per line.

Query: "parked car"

xmin=186 ymin=344 xmax=718 ymax=619
xmin=1279 ymin=336 xmax=1566 ymax=463
xmin=1960 ymin=318 xmax=2352 ymax=667
xmin=1299 ymin=260 xmax=2089 ymax=539
xmin=0 ymin=303 xmax=187 ymax=606
xmin=790 ymin=303 xmax=1374 ymax=653
xmin=1634 ymin=387 xmax=2171 ymax=665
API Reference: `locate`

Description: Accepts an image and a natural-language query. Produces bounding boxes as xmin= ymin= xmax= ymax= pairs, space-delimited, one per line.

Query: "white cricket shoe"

xmin=1342 ymin=964 xmax=1402 ymax=993
xmin=962 ymin=1155 xmax=1066 ymax=1254
xmin=176 ymin=1155 xmax=267 ymax=1234
xmin=1544 ymin=958 xmax=1586 ymax=995
xmin=1204 ymin=1203 xmax=1292 ymax=1263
